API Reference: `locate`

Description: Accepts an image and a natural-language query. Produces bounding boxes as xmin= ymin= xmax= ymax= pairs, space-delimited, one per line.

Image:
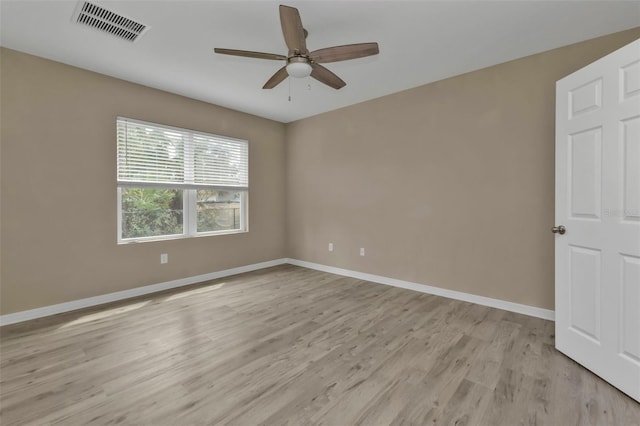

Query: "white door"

xmin=555 ymin=38 xmax=640 ymax=402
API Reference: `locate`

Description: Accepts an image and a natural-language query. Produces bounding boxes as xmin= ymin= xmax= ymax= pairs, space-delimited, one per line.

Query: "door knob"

xmin=552 ymin=225 xmax=566 ymax=235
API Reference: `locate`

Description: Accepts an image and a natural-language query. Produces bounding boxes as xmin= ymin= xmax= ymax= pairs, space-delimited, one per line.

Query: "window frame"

xmin=116 ymin=117 xmax=248 ymax=244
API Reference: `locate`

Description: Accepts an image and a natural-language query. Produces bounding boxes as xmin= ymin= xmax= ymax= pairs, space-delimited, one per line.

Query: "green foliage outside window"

xmin=121 ymin=188 xmax=241 ymax=239
xmin=121 ymin=188 xmax=183 ymax=238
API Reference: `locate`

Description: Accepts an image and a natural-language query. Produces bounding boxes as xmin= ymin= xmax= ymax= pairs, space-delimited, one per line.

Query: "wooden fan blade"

xmin=214 ymin=48 xmax=286 ymax=61
xmin=279 ymin=5 xmax=307 ymax=54
xmin=310 ymin=42 xmax=379 ymax=63
xmin=263 ymin=66 xmax=289 ymax=89
xmin=310 ymin=63 xmax=346 ymax=89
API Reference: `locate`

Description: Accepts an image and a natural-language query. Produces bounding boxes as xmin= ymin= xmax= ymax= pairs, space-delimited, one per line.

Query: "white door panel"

xmin=621 ymin=255 xmax=640 ymax=364
xmin=569 ymin=127 xmax=602 ymax=218
xmin=622 ymin=116 xmax=640 ymax=221
xmin=556 ymin=38 xmax=640 ymax=402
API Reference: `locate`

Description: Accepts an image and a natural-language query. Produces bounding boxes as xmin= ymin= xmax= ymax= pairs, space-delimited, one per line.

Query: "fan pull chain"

xmin=288 ymin=78 xmax=291 ymax=102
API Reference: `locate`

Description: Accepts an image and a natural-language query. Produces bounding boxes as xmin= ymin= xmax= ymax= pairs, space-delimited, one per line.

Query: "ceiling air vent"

xmin=72 ymin=1 xmax=148 ymax=42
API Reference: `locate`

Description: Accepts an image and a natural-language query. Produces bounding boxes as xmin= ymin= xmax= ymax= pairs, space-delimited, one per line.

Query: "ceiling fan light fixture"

xmin=286 ymin=58 xmax=312 ymax=78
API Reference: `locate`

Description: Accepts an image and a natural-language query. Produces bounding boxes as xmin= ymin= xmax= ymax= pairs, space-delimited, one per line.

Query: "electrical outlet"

xmin=360 ymin=247 xmax=365 ymax=256
xmin=160 ymin=253 xmax=168 ymax=264
xmin=328 ymin=243 xmax=334 ymax=252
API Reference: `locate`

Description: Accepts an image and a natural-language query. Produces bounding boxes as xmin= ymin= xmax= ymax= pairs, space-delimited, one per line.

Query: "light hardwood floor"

xmin=1 ymin=265 xmax=639 ymax=425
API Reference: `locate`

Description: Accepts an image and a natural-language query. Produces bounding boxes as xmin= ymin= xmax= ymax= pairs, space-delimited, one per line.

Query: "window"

xmin=117 ymin=117 xmax=248 ymax=243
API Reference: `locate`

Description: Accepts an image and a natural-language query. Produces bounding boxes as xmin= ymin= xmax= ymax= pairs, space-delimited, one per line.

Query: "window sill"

xmin=117 ymin=229 xmax=248 ymax=245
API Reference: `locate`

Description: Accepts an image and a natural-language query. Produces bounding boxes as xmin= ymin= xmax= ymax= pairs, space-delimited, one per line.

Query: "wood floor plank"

xmin=1 ymin=265 xmax=638 ymax=425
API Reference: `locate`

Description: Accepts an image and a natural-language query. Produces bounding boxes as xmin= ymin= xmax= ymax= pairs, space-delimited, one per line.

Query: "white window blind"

xmin=117 ymin=117 xmax=248 ymax=190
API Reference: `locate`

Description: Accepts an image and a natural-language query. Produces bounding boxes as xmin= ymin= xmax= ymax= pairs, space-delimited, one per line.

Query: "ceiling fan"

xmin=214 ymin=4 xmax=379 ymax=90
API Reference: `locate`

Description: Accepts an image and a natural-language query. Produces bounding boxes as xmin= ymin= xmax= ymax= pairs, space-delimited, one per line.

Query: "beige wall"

xmin=285 ymin=28 xmax=640 ymax=311
xmin=2 ymin=28 xmax=639 ymax=316
xmin=0 ymin=48 xmax=286 ymax=315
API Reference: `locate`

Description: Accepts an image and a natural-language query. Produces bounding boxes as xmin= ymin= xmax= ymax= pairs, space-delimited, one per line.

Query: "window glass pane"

xmin=121 ymin=188 xmax=183 ymax=239
xmin=196 ymin=190 xmax=242 ymax=233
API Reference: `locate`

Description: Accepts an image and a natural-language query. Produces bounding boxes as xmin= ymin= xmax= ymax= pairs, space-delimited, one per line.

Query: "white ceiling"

xmin=1 ymin=1 xmax=639 ymax=123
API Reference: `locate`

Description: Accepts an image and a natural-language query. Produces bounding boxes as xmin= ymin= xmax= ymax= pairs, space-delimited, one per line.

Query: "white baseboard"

xmin=0 ymin=258 xmax=288 ymax=326
xmin=286 ymin=258 xmax=555 ymax=321
xmin=0 ymin=257 xmax=554 ymax=326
